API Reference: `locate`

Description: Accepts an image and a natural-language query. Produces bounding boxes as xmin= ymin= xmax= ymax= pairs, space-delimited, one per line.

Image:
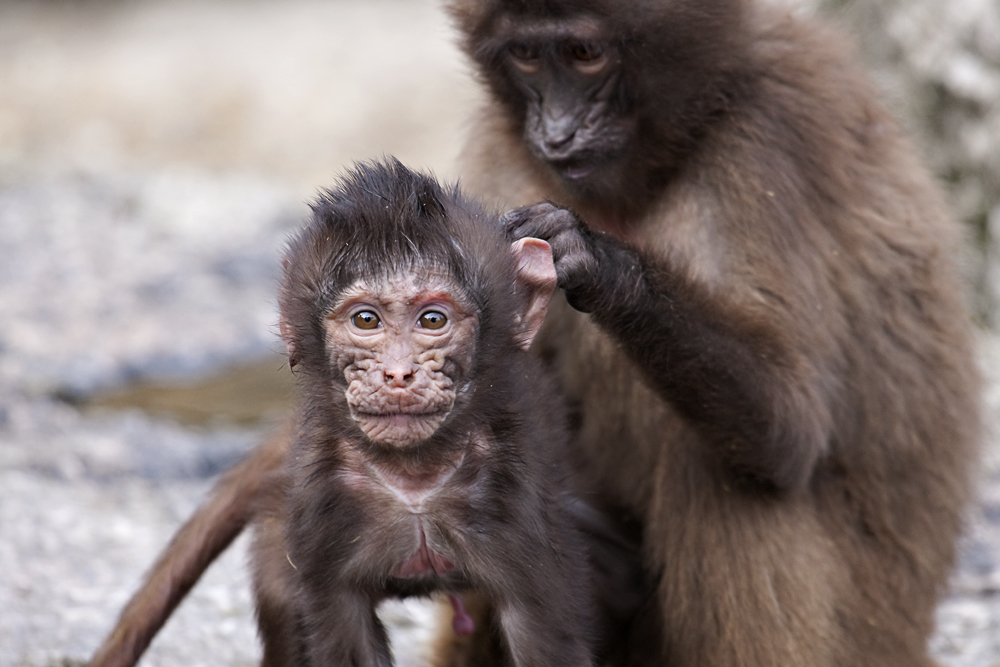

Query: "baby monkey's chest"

xmin=334 ymin=453 xmax=484 ymax=583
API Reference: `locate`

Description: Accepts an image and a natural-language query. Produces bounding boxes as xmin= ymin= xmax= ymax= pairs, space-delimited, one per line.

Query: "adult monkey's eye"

xmin=508 ymin=43 xmax=541 ymax=73
xmin=571 ymin=42 xmax=602 ymax=61
xmin=352 ymin=311 xmax=381 ymax=330
xmin=419 ymin=311 xmax=448 ymax=330
xmin=569 ymin=42 xmax=608 ymax=74
xmin=509 ymin=42 xmax=539 ymax=60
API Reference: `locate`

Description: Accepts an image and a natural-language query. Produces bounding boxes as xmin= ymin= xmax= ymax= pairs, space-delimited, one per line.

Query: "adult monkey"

xmin=439 ymin=0 xmax=981 ymax=665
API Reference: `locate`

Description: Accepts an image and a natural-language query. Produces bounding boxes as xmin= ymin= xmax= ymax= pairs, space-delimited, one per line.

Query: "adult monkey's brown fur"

xmin=437 ymin=0 xmax=982 ymax=665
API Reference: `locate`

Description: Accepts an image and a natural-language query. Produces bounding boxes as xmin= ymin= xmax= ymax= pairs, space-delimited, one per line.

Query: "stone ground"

xmin=0 ymin=1 xmax=997 ymax=666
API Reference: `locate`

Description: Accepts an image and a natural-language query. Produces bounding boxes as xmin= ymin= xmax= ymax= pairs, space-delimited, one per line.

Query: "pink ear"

xmin=511 ymin=238 xmax=557 ymax=350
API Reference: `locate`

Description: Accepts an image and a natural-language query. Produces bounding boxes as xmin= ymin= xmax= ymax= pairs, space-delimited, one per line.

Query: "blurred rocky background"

xmin=0 ymin=0 xmax=996 ymax=666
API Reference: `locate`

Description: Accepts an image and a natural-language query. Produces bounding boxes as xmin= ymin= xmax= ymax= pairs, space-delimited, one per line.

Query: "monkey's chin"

xmin=353 ymin=411 xmax=448 ymax=448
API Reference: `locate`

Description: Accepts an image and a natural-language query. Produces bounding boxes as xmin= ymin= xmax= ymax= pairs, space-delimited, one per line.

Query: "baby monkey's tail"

xmin=87 ymin=423 xmax=292 ymax=667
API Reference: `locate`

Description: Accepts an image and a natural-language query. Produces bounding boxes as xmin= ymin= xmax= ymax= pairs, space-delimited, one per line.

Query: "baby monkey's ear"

xmin=511 ymin=237 xmax=557 ymax=351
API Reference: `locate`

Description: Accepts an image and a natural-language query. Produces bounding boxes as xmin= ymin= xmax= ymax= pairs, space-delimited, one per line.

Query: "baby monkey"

xmin=252 ymin=159 xmax=593 ymax=667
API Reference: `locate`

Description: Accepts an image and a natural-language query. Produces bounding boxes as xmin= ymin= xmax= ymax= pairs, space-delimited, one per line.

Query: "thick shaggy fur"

xmin=443 ymin=0 xmax=982 ymax=665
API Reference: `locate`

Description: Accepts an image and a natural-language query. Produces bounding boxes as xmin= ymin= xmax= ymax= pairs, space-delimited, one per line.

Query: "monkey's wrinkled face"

xmin=324 ymin=272 xmax=477 ymax=448
xmin=498 ymin=17 xmax=635 ymax=185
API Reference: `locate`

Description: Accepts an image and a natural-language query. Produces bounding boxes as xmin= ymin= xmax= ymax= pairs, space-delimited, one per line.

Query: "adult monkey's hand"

xmin=502 ymin=202 xmax=643 ymax=315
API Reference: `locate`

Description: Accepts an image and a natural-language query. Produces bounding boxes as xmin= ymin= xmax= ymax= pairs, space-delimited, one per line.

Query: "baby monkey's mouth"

xmin=343 ymin=364 xmax=459 ymax=448
xmin=350 ymin=409 xmax=449 ymax=448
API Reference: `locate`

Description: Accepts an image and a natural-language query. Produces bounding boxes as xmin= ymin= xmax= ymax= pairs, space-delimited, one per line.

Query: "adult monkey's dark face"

xmin=494 ymin=14 xmax=634 ymax=186
xmin=452 ymin=0 xmax=749 ymax=209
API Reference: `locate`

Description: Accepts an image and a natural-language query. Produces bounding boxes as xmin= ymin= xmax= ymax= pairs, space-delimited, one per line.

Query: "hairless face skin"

xmin=327 ymin=272 xmax=478 ymax=447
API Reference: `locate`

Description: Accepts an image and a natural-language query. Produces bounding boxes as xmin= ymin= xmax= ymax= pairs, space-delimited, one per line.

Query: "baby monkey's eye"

xmin=419 ymin=311 xmax=448 ymax=330
xmin=352 ymin=311 xmax=381 ymax=330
